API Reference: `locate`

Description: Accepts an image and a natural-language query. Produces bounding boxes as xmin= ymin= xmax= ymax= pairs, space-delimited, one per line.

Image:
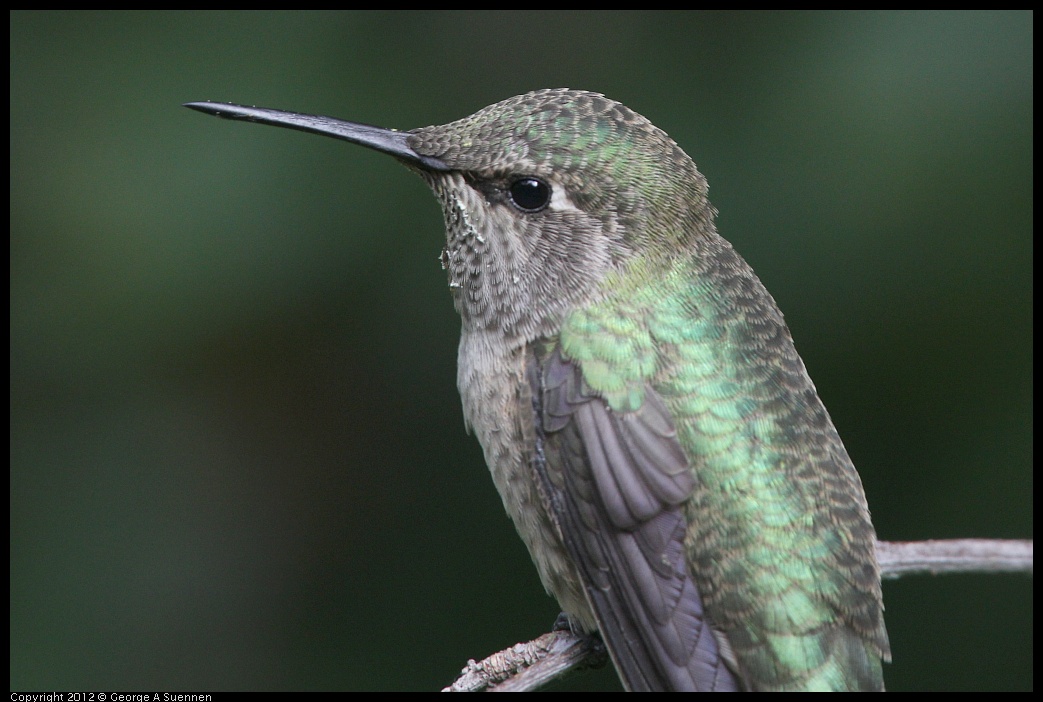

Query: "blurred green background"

xmin=11 ymin=11 xmax=1031 ymax=691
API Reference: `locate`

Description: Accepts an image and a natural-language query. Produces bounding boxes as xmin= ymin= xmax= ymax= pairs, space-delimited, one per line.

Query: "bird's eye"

xmin=507 ymin=177 xmax=551 ymax=212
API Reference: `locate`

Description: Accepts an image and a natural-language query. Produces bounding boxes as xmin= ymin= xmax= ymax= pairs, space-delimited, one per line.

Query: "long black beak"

xmin=184 ymin=102 xmax=450 ymax=172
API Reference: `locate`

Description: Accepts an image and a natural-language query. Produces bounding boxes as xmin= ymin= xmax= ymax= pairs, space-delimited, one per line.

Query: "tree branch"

xmin=443 ymin=538 xmax=1032 ymax=691
xmin=442 ymin=629 xmax=607 ymax=692
xmin=876 ymin=538 xmax=1032 ymax=577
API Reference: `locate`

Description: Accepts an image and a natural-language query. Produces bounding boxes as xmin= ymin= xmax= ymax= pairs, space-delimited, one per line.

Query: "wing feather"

xmin=530 ymin=345 xmax=739 ymax=691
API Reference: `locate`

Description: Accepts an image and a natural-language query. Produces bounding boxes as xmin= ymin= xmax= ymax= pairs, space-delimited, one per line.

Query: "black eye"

xmin=508 ymin=177 xmax=551 ymax=212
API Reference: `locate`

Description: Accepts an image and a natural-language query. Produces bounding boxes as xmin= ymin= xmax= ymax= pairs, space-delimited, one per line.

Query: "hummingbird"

xmin=185 ymin=89 xmax=889 ymax=691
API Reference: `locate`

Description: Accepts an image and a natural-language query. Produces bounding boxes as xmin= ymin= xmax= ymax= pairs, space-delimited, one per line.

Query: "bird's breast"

xmin=456 ymin=330 xmax=595 ymax=629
